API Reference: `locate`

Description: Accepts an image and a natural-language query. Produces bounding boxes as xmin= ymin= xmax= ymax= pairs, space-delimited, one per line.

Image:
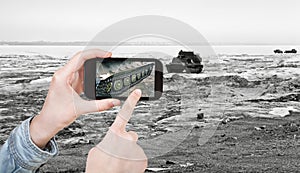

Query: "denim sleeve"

xmin=0 ymin=117 xmax=58 ymax=172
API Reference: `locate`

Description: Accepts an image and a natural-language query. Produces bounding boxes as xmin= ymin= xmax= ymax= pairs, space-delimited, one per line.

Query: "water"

xmin=212 ymin=45 xmax=300 ymax=55
xmin=0 ymin=45 xmax=84 ymax=57
xmin=0 ymin=45 xmax=299 ymax=57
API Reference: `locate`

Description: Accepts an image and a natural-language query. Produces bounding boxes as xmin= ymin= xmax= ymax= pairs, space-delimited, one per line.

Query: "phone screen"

xmin=96 ymin=59 xmax=155 ymax=98
xmin=84 ymin=58 xmax=163 ymax=100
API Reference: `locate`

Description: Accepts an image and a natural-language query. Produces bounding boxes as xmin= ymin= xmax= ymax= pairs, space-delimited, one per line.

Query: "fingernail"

xmin=112 ymin=100 xmax=121 ymax=106
xmin=134 ymin=89 xmax=142 ymax=96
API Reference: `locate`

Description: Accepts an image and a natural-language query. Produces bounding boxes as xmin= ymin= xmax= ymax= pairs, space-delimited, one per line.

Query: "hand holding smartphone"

xmin=84 ymin=58 xmax=163 ymax=100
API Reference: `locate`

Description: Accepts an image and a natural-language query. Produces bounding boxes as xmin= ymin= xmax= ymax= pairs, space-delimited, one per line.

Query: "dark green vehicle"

xmin=96 ymin=63 xmax=154 ymax=97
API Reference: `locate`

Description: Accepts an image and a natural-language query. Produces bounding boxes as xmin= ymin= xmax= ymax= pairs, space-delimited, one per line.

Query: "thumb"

xmin=75 ymin=99 xmax=121 ymax=115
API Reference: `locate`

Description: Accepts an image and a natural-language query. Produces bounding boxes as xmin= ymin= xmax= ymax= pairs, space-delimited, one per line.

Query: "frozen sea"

xmin=1 ymin=45 xmax=299 ymax=156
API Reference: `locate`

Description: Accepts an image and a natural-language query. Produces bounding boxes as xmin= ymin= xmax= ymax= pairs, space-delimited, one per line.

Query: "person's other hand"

xmin=86 ymin=89 xmax=148 ymax=173
xmin=30 ymin=49 xmax=121 ymax=148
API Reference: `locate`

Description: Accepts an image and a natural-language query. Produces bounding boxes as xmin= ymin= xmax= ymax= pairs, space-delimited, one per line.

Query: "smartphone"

xmin=84 ymin=58 xmax=163 ymax=100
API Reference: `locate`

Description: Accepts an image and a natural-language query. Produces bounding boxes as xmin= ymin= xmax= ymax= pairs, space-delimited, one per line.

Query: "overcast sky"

xmin=0 ymin=0 xmax=299 ymax=44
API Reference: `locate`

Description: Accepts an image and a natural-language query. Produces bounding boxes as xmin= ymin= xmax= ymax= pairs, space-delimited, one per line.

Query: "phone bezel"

xmin=84 ymin=57 xmax=163 ymax=100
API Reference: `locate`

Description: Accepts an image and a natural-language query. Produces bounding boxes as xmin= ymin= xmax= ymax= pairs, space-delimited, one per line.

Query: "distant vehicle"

xmin=166 ymin=50 xmax=203 ymax=73
xmin=274 ymin=49 xmax=283 ymax=54
xmin=284 ymin=49 xmax=297 ymax=54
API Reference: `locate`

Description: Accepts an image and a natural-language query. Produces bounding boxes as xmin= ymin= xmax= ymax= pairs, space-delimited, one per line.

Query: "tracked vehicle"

xmin=166 ymin=50 xmax=203 ymax=73
xmin=96 ymin=63 xmax=154 ymax=97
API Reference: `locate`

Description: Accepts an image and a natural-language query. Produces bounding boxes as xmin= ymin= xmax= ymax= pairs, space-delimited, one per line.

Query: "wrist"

xmin=29 ymin=114 xmax=62 ymax=149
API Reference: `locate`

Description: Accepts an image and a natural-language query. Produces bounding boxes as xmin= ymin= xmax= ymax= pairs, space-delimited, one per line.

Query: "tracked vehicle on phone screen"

xmin=166 ymin=50 xmax=203 ymax=73
xmin=96 ymin=63 xmax=154 ymax=97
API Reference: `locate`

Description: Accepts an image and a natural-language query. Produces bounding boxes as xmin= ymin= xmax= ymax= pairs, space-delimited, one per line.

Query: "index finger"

xmin=111 ymin=89 xmax=142 ymax=131
xmin=63 ymin=49 xmax=112 ymax=76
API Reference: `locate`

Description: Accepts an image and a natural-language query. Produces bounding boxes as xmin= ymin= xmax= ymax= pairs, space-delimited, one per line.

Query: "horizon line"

xmin=0 ymin=41 xmax=299 ymax=46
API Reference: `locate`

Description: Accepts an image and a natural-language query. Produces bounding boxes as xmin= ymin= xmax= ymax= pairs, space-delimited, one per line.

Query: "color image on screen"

xmin=96 ymin=60 xmax=155 ymax=98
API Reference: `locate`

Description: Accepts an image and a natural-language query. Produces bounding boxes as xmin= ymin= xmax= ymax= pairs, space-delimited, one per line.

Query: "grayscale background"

xmin=0 ymin=0 xmax=300 ymax=172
